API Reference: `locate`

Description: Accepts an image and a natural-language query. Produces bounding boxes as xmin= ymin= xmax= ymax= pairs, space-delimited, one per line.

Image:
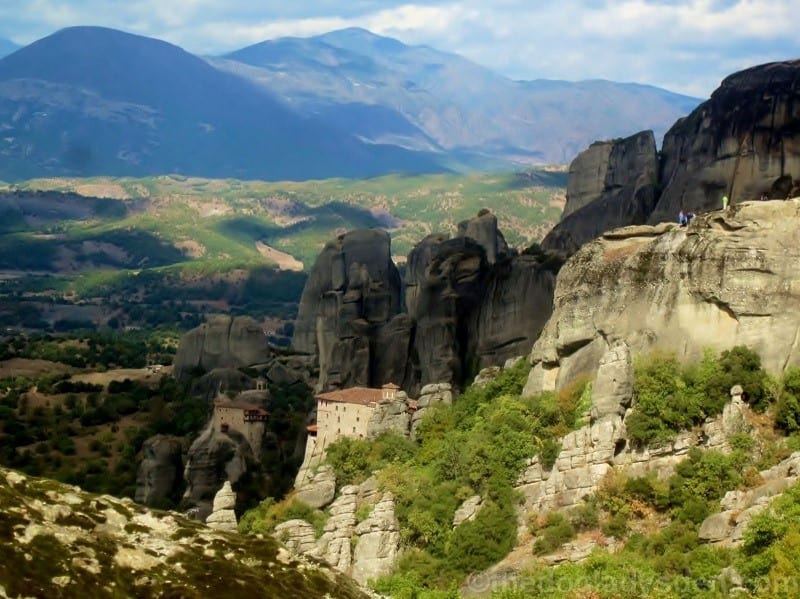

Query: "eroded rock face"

xmin=173 ymin=315 xmax=270 ymax=378
xmin=206 ymin=481 xmax=237 ymax=531
xmin=367 ymin=392 xmax=412 ymax=439
xmin=274 ymin=479 xmax=400 ymax=584
xmin=292 ymin=229 xmax=403 ymax=390
xmin=516 ymin=363 xmax=759 ymax=519
xmin=525 ymin=200 xmax=800 ymax=397
xmin=471 ymin=254 xmax=557 ymax=370
xmin=699 ymin=452 xmax=800 ymax=546
xmin=542 ymin=131 xmax=659 ymax=255
xmin=294 ymin=211 xmax=559 ymax=393
xmin=352 ymin=493 xmax=401 ymax=585
xmin=544 ymin=60 xmax=800 ymax=260
xmin=183 ymin=422 xmax=251 ymax=520
xmin=652 ymin=60 xmax=800 ymax=223
xmin=135 ymin=435 xmax=183 ymax=507
xmin=294 ymin=465 xmax=336 ymax=509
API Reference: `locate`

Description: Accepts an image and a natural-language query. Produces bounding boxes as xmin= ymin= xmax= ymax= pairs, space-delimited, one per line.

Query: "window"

xmin=352 ymin=427 xmax=356 ymax=433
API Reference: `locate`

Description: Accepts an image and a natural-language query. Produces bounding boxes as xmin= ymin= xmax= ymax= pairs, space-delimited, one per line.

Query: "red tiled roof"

xmin=306 ymin=424 xmax=318 ymax=433
xmin=382 ymin=383 xmax=401 ymax=390
xmin=316 ymin=387 xmax=383 ymax=406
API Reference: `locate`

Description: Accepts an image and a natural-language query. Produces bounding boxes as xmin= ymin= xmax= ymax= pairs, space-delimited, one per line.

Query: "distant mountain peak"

xmin=317 ymin=27 xmax=409 ymax=54
xmin=0 ymin=36 xmax=19 ymax=59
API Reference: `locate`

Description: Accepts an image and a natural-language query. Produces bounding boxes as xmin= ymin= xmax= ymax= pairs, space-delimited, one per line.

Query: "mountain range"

xmin=0 ymin=26 xmax=700 ymax=182
xmin=0 ymin=37 xmax=17 ymax=58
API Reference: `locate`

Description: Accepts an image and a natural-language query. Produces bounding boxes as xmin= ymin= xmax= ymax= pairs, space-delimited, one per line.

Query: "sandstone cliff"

xmin=173 ymin=315 xmax=270 ymax=378
xmin=525 ymin=199 xmax=800 ymax=397
xmin=544 ymin=60 xmax=800 ymax=256
xmin=653 ymin=59 xmax=800 ymax=223
xmin=295 ymin=212 xmax=559 ymax=393
xmin=134 ymin=434 xmax=183 ymax=507
xmin=292 ymin=229 xmax=406 ymax=390
xmin=542 ymin=131 xmax=659 ymax=255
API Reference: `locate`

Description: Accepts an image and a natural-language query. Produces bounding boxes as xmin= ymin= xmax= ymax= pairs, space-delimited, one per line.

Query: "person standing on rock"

xmin=722 ymin=195 xmax=729 ymax=210
xmin=678 ymin=210 xmax=688 ymax=226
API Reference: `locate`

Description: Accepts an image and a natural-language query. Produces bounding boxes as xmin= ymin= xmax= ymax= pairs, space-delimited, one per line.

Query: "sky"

xmin=0 ymin=0 xmax=797 ymax=97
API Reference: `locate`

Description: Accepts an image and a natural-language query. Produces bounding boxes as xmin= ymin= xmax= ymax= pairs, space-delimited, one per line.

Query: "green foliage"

xmin=238 ymin=497 xmax=328 ymax=538
xmin=532 ymin=511 xmax=576 ymax=555
xmin=716 ymin=345 xmax=769 ymax=411
xmin=568 ymin=498 xmax=601 ymax=532
xmin=628 ymin=346 xmax=769 ymax=447
xmin=446 ymin=500 xmax=517 ymax=571
xmin=325 ymin=432 xmax=417 ymax=487
xmin=368 ymin=361 xmax=591 ymax=594
xmin=627 ymin=352 xmax=705 ymax=446
xmin=669 ymin=448 xmax=741 ymax=509
xmin=775 ymin=368 xmax=800 ymax=433
xmin=736 ymin=482 xmax=800 ymax=593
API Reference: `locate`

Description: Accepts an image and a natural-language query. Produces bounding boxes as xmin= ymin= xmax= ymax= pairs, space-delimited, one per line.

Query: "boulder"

xmin=274 ymin=519 xmax=318 ymax=555
xmin=294 ymin=465 xmax=337 ymax=509
xmin=173 ymin=315 xmax=270 ymax=378
xmin=315 ymin=486 xmax=358 ymax=571
xmin=453 ymin=495 xmax=483 ymax=527
xmin=589 ymin=341 xmax=633 ymax=421
xmin=698 ymin=513 xmax=733 ymax=542
xmin=457 ymin=210 xmax=509 ymax=265
xmin=367 ymin=393 xmax=411 ymax=439
xmin=134 ymin=435 xmax=183 ymax=507
xmin=206 ymin=481 xmax=237 ymax=531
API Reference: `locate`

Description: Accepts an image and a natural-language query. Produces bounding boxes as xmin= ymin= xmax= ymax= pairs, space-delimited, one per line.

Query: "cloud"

xmin=0 ymin=0 xmax=798 ymax=97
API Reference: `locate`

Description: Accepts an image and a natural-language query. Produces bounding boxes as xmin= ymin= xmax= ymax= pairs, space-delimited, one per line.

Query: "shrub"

xmin=568 ymin=499 xmax=600 ymax=532
xmin=628 ymin=352 xmax=704 ymax=446
xmin=601 ymin=512 xmax=629 ymax=539
xmin=532 ymin=511 xmax=576 ymax=555
xmin=238 ymin=498 xmax=327 ymax=538
xmin=325 ymin=437 xmax=372 ymax=486
xmin=447 ymin=500 xmax=517 ymax=571
xmin=775 ymin=368 xmax=800 ymax=433
xmin=716 ymin=346 xmax=769 ymax=411
xmin=628 ymin=347 xmax=768 ymax=447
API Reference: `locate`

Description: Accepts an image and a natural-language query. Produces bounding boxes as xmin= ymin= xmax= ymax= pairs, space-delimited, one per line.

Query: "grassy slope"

xmin=0 ymin=465 xmax=369 ymax=599
xmin=5 ymin=170 xmax=566 ymax=270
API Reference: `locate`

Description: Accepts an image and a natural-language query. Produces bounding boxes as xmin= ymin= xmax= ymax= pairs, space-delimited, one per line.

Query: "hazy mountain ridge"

xmin=220 ymin=27 xmax=701 ymax=164
xmin=0 ymin=25 xmax=699 ymax=181
xmin=0 ymin=37 xmax=18 ymax=58
xmin=0 ymin=26 xmax=444 ymax=182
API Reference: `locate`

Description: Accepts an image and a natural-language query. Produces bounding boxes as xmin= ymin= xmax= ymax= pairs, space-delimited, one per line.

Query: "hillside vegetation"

xmin=0 ymin=465 xmax=370 ymax=599
xmin=0 ymin=171 xmax=564 ymax=335
xmin=239 ymin=347 xmax=800 ymax=598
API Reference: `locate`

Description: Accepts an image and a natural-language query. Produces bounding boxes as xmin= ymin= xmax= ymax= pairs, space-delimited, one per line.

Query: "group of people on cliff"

xmin=678 ymin=194 xmax=731 ymax=226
